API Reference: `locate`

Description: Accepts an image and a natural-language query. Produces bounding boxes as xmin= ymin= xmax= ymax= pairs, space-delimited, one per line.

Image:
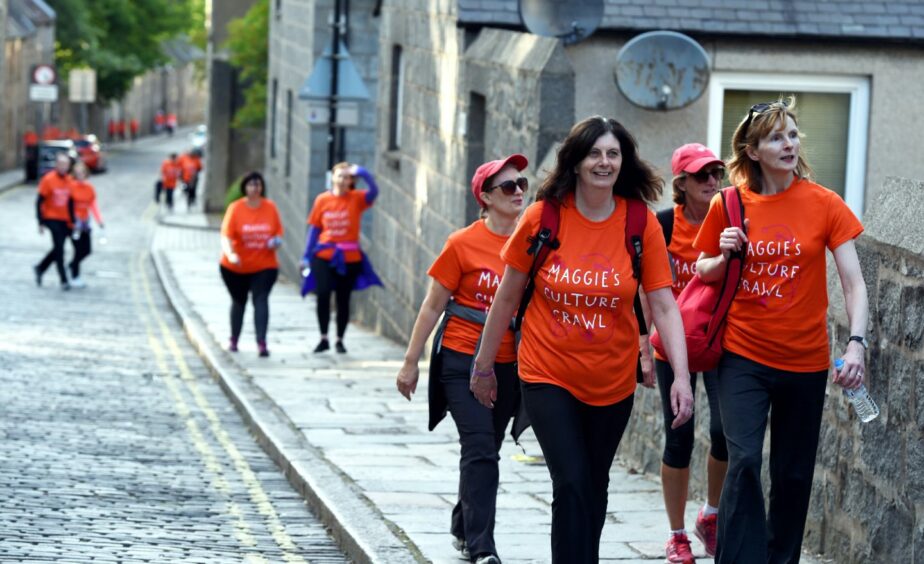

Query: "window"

xmin=275 ymin=0 xmax=282 ymax=19
xmin=270 ymin=78 xmax=278 ymax=158
xmin=707 ymin=73 xmax=869 ymax=216
xmin=285 ymin=89 xmax=293 ymax=177
xmin=388 ymin=45 xmax=404 ymax=150
xmin=465 ymin=92 xmax=487 ymax=224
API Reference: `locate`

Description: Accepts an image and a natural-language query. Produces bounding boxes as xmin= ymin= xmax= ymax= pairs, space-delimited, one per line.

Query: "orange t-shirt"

xmin=178 ymin=154 xmax=202 ymax=183
xmin=307 ymin=190 xmax=371 ymax=263
xmin=70 ymin=180 xmax=97 ymax=223
xmin=502 ymin=195 xmax=673 ymax=405
xmin=693 ymin=179 xmax=863 ymax=372
xmin=161 ymin=159 xmax=182 ymax=189
xmin=220 ymin=198 xmax=284 ymax=274
xmin=37 ymin=171 xmax=73 ymax=223
xmin=428 ymin=219 xmax=517 ymax=363
xmin=654 ymin=204 xmax=703 ymax=362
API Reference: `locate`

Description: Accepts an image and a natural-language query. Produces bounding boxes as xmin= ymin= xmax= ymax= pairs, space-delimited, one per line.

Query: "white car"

xmin=189 ymin=125 xmax=208 ymax=149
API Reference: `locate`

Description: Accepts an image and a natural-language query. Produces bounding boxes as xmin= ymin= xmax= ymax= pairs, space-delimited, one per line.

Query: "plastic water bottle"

xmin=834 ymin=359 xmax=879 ymax=423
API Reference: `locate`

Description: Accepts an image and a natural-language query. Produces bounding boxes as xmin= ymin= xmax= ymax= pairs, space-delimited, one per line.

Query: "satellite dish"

xmin=519 ymin=0 xmax=604 ymax=46
xmin=615 ymin=31 xmax=711 ymax=111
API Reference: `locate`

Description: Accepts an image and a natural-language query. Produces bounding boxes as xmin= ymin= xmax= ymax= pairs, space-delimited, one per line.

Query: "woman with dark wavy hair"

xmin=473 ymin=116 xmax=694 ymax=562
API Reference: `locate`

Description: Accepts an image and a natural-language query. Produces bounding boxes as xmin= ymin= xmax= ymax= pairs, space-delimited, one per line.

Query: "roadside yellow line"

xmin=128 ymin=260 xmax=264 ymax=557
xmin=136 ymin=251 xmax=307 ymax=563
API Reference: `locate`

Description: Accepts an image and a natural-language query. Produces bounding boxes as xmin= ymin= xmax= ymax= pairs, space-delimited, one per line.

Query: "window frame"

xmin=707 ymin=72 xmax=870 ymax=216
xmin=388 ymin=45 xmax=404 ymax=151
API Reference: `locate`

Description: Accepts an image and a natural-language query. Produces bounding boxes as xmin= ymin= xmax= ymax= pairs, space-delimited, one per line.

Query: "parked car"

xmin=188 ymin=124 xmax=208 ymax=150
xmin=37 ymin=140 xmax=79 ymax=178
xmin=74 ymin=134 xmax=107 ymax=173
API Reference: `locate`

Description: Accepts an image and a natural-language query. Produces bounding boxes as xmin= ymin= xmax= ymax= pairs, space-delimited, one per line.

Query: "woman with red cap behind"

xmin=652 ymin=143 xmax=729 ymax=563
xmin=395 ymin=154 xmax=529 ymax=564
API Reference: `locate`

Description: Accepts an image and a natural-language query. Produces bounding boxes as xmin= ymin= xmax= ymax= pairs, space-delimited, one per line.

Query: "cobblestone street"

xmin=0 ymin=136 xmax=348 ymax=562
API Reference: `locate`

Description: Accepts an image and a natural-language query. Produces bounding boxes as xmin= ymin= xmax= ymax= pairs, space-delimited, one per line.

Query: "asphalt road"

xmin=0 ymin=135 xmax=349 ymax=563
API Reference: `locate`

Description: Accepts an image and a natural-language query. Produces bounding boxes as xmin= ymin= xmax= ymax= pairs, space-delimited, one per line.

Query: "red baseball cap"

xmin=470 ymin=154 xmax=528 ymax=208
xmin=671 ymin=143 xmax=724 ymax=176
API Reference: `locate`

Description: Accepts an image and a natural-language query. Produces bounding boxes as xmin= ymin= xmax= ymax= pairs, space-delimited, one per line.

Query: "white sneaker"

xmin=71 ymin=276 xmax=86 ymax=288
xmin=452 ymin=537 xmax=470 ymax=560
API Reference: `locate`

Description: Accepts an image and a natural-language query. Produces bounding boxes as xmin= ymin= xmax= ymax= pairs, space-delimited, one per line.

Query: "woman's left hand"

xmin=834 ymin=341 xmax=866 ymax=390
xmin=669 ymin=375 xmax=694 ymax=429
xmin=470 ymin=366 xmax=497 ymax=409
xmin=638 ymin=335 xmax=655 ymax=389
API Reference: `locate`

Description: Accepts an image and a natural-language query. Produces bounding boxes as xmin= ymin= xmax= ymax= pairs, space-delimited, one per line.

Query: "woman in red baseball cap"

xmin=652 ymin=143 xmax=729 ymax=563
xmin=396 ymin=154 xmax=528 ymax=564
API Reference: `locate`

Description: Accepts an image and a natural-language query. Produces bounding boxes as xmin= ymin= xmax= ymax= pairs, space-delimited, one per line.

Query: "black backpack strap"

xmin=624 ymin=199 xmax=648 ymax=335
xmin=514 ymin=200 xmax=560 ymax=331
xmin=656 ymin=207 xmax=675 ymax=247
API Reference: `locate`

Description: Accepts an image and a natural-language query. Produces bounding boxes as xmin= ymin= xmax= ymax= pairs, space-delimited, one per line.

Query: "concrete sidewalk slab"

xmin=150 ymin=219 xmax=829 ymax=563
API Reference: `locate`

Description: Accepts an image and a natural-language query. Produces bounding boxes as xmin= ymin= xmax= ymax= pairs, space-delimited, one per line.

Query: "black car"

xmin=37 ymin=140 xmax=80 ymax=178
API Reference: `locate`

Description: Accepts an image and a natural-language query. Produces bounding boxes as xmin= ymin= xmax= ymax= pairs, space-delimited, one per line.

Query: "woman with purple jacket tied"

xmin=301 ymin=162 xmax=382 ymax=353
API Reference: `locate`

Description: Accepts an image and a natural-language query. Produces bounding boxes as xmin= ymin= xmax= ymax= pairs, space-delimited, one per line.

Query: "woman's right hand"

xmin=226 ymin=252 xmax=240 ymax=265
xmin=396 ymin=361 xmax=419 ymax=400
xmin=718 ymin=219 xmax=749 ymax=259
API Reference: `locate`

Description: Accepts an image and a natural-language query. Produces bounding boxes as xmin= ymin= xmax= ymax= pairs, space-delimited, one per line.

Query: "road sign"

xmin=68 ymin=69 xmax=97 ymax=103
xmin=29 ymin=84 xmax=58 ymax=102
xmin=32 ymin=64 xmax=56 ymax=86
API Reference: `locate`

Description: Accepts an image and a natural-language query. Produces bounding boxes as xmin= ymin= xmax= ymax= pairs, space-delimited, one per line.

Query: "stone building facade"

xmin=1 ymin=0 xmax=55 ymax=170
xmin=259 ymin=0 xmax=380 ymax=268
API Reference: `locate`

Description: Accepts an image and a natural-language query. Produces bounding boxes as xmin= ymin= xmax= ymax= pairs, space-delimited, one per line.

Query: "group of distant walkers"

xmin=213 ymin=97 xmax=870 ymax=564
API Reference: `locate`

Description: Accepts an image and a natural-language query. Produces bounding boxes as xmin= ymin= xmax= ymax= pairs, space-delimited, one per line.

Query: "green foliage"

xmin=47 ymin=0 xmax=205 ymax=102
xmin=225 ymin=175 xmax=245 ymax=212
xmin=225 ymin=0 xmax=269 ymax=129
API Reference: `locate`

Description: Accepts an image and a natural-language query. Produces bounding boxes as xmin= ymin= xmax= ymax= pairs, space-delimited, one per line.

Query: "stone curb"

xmin=150 ymin=248 xmax=422 ymax=564
xmin=156 ymin=214 xmax=221 ymax=232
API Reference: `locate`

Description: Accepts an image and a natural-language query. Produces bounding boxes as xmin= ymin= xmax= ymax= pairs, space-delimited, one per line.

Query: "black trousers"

xmin=715 ymin=352 xmax=827 ymax=564
xmin=311 ymin=257 xmax=361 ymax=339
xmin=164 ymin=187 xmax=175 ymax=209
xmin=655 ymin=359 xmax=727 ymax=468
xmin=522 ymin=381 xmax=633 ymax=563
xmin=219 ymin=266 xmax=278 ymax=343
xmin=69 ymin=230 xmax=92 ymax=278
xmin=184 ymin=176 xmax=198 ymax=207
xmin=36 ymin=220 xmax=70 ymax=283
xmin=440 ymin=348 xmax=519 ymax=559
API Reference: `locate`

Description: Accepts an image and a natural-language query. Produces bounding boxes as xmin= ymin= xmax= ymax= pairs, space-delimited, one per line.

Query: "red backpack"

xmin=515 ymin=197 xmax=650 ymax=381
xmin=650 ymin=186 xmax=745 ymax=372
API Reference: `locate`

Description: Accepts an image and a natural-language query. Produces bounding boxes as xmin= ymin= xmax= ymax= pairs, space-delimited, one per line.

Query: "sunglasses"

xmin=742 ymin=100 xmax=789 ymax=134
xmin=484 ymin=176 xmax=528 ymax=196
xmin=687 ymin=168 xmax=725 ymax=183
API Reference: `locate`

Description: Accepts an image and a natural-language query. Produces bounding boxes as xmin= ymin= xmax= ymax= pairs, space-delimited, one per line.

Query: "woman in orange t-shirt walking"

xmin=395 ymin=154 xmax=528 ymax=564
xmin=220 ymin=172 xmax=284 ymax=357
xmin=474 ymin=117 xmax=694 ymax=562
xmin=68 ymin=162 xmax=105 ymax=289
xmin=694 ymin=98 xmax=868 ymax=563
xmin=301 ymin=162 xmax=381 ymax=354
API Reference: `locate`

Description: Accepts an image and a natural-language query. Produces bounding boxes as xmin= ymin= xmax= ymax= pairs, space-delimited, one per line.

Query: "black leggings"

xmin=522 ymin=381 xmax=633 ymax=563
xmin=311 ymin=257 xmax=361 ymax=339
xmin=69 ymin=230 xmax=92 ymax=278
xmin=655 ymin=358 xmax=727 ymax=468
xmin=219 ymin=266 xmax=278 ymax=342
xmin=37 ymin=220 xmax=70 ymax=283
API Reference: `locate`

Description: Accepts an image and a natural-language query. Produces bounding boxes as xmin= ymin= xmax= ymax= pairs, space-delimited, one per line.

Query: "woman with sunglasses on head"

xmin=473 ymin=117 xmax=694 ymax=562
xmin=395 ymin=155 xmax=528 ymax=564
xmin=301 ymin=162 xmax=382 ymax=354
xmin=651 ymin=144 xmax=729 ymax=563
xmin=694 ymin=97 xmax=868 ymax=563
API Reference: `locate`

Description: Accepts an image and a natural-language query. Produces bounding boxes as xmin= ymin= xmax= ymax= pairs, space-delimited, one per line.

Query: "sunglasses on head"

xmin=742 ymin=100 xmax=789 ymax=134
xmin=484 ymin=176 xmax=528 ymax=196
xmin=687 ymin=168 xmax=725 ymax=183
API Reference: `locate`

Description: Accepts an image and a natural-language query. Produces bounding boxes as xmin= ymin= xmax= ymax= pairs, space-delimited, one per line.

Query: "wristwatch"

xmin=848 ymin=335 xmax=869 ymax=350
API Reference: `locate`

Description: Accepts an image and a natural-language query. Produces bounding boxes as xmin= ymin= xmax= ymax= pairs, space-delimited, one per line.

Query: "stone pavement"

xmin=151 ymin=215 xmax=828 ymax=564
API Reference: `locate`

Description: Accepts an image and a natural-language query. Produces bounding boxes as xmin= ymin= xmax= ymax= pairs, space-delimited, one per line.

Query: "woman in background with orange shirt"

xmin=220 ymin=171 xmax=284 ymax=357
xmin=68 ymin=161 xmax=105 ymax=289
xmin=694 ymin=98 xmax=868 ymax=563
xmin=395 ymin=155 xmax=528 ymax=564
xmin=474 ymin=117 xmax=694 ymax=562
xmin=301 ymin=162 xmax=380 ymax=354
